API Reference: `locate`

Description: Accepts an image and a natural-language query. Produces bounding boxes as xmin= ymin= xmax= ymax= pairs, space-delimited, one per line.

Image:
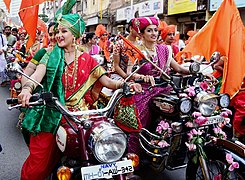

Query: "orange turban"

xmin=95 ymin=24 xmax=107 ymax=37
xmin=160 ymin=23 xmax=176 ymax=40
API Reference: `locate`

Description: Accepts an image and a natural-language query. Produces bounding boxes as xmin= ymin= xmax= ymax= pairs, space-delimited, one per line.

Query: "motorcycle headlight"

xmin=88 ymin=122 xmax=127 ymax=163
xmin=178 ymin=98 xmax=192 ymax=114
xmin=14 ymin=81 xmax=22 ymax=90
xmin=198 ymin=94 xmax=218 ymax=116
xmin=219 ymin=94 xmax=230 ymax=108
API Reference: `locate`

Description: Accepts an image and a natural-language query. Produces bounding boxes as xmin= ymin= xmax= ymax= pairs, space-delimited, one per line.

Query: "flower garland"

xmin=151 ymin=120 xmax=172 ymax=148
xmin=214 ymin=153 xmax=240 ymax=180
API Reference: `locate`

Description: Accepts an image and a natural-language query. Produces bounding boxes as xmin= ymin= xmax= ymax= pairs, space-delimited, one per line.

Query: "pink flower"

xmin=226 ymin=153 xmax=234 ymax=164
xmin=213 ymin=127 xmax=227 ymax=139
xmin=213 ymin=127 xmax=222 ymax=134
xmin=187 ymin=132 xmax=193 ymax=140
xmin=220 ymin=111 xmax=228 ymax=117
xmin=150 ymin=140 xmax=157 ymax=145
xmin=200 ymin=81 xmax=209 ymax=91
xmin=158 ymin=120 xmax=169 ymax=131
xmin=168 ymin=128 xmax=172 ymax=134
xmin=211 ymin=86 xmax=215 ymax=93
xmin=192 ymin=112 xmax=202 ymax=118
xmin=194 ymin=116 xmax=208 ymax=126
xmin=222 ymin=108 xmax=232 ymax=115
xmin=156 ymin=126 xmax=163 ymax=134
xmin=185 ymin=122 xmax=194 ymax=127
xmin=228 ymin=162 xmax=239 ymax=171
xmin=158 ymin=140 xmax=170 ymax=148
xmin=190 ymin=129 xmax=203 ymax=136
xmin=185 ymin=142 xmax=196 ymax=151
xmin=187 ymin=86 xmax=196 ymax=97
xmin=224 ymin=118 xmax=230 ymax=124
xmin=226 ymin=153 xmax=239 ymax=171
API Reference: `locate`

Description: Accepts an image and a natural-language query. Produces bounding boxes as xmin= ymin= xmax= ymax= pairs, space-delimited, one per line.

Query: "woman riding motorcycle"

xmin=17 ymin=13 xmax=142 ymax=180
xmin=127 ymin=16 xmax=189 ymax=163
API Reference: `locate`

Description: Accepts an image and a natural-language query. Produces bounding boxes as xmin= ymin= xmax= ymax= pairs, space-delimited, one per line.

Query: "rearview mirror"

xmin=210 ymin=52 xmax=220 ymax=63
xmin=5 ymin=62 xmax=23 ymax=80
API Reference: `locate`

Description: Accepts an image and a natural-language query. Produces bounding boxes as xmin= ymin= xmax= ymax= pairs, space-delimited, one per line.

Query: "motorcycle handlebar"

xmin=6 ymin=94 xmax=40 ymax=105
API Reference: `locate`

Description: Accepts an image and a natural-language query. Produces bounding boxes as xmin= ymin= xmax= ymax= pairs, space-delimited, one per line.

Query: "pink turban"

xmin=132 ymin=17 xmax=159 ymax=33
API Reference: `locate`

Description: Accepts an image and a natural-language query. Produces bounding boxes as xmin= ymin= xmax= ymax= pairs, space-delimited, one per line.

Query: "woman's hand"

xmin=128 ymin=82 xmax=142 ymax=93
xmin=133 ymin=74 xmax=155 ymax=87
xmin=18 ymin=88 xmax=32 ymax=107
xmin=143 ymin=75 xmax=155 ymax=86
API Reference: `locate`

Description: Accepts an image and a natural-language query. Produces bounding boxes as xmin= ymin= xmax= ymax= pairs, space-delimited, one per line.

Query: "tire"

xmin=186 ymin=145 xmax=245 ymax=180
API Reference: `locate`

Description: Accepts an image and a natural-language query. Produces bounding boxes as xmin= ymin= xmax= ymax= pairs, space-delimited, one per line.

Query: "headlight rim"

xmin=198 ymin=94 xmax=218 ymax=116
xmin=219 ymin=93 xmax=230 ymax=108
xmin=89 ymin=122 xmax=127 ymax=163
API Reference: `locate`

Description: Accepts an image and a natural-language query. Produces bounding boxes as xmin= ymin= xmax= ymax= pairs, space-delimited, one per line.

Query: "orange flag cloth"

xmin=3 ymin=0 xmax=11 ymax=12
xmin=178 ymin=0 xmax=245 ymax=98
xmin=19 ymin=0 xmax=54 ymax=50
xmin=118 ymin=34 xmax=146 ymax=64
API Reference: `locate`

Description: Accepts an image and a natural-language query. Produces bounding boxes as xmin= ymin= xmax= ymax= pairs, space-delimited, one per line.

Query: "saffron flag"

xmin=19 ymin=0 xmax=54 ymax=50
xmin=119 ymin=34 xmax=146 ymax=64
xmin=179 ymin=0 xmax=245 ymax=98
xmin=3 ymin=0 xmax=11 ymax=12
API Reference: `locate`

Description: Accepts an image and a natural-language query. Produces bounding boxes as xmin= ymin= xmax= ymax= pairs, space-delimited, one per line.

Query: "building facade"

xmin=41 ymin=0 xmax=245 ymax=35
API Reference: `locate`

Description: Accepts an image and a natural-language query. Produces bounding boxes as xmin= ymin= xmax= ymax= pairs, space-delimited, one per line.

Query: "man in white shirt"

xmin=0 ymin=32 xmax=8 ymax=86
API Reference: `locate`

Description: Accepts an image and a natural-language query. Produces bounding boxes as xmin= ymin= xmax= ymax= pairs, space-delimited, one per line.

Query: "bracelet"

xmin=22 ymin=86 xmax=32 ymax=93
xmin=23 ymin=82 xmax=35 ymax=92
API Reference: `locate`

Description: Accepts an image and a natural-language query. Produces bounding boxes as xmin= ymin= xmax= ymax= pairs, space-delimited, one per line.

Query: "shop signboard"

xmin=116 ymin=0 xmax=163 ymax=21
xmin=87 ymin=16 xmax=99 ymax=26
xmin=168 ymin=0 xmax=198 ymax=15
xmin=209 ymin=0 xmax=245 ymax=11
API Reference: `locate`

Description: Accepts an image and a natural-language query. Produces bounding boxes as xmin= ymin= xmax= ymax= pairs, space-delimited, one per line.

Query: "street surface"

xmin=0 ymin=85 xmax=185 ymax=180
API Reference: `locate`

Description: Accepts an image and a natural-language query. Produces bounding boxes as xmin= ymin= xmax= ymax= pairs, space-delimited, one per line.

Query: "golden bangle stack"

xmin=22 ymin=82 xmax=35 ymax=93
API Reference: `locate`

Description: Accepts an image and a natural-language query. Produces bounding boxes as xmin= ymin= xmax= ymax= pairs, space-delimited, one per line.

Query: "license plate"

xmin=81 ymin=160 xmax=134 ymax=180
xmin=204 ymin=115 xmax=224 ymax=126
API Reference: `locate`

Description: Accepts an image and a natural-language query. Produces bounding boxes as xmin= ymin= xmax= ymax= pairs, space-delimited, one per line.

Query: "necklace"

xmin=143 ymin=43 xmax=156 ymax=51
xmin=64 ymin=49 xmax=78 ymax=95
xmin=142 ymin=43 xmax=159 ymax=66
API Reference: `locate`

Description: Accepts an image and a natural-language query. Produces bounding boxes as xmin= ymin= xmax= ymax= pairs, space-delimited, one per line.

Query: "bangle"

xmin=23 ymin=82 xmax=35 ymax=92
xmin=22 ymin=86 xmax=32 ymax=93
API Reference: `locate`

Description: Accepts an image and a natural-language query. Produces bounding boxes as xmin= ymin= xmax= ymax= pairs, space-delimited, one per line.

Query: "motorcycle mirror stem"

xmin=6 ymin=62 xmax=44 ymax=90
xmin=200 ymin=51 xmax=221 ymax=73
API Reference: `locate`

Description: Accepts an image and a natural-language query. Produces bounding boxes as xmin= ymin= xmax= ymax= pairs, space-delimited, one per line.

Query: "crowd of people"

xmin=1 ymin=2 xmax=244 ymax=179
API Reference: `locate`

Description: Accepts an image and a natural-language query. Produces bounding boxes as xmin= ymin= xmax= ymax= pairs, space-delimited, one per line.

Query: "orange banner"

xmin=3 ymin=0 xmax=11 ymax=12
xmin=179 ymin=0 xmax=245 ymax=98
xmin=19 ymin=0 xmax=54 ymax=50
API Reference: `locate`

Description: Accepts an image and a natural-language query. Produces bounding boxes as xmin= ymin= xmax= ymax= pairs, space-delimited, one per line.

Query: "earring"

xmin=73 ymin=37 xmax=76 ymax=46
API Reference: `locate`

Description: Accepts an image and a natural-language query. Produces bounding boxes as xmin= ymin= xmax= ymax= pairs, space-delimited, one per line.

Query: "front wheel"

xmin=186 ymin=146 xmax=245 ymax=180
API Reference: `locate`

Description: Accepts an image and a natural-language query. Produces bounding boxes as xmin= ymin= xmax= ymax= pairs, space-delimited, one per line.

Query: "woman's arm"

xmin=18 ymin=64 xmax=46 ymax=107
xmin=99 ymin=75 xmax=142 ymax=93
xmin=170 ymin=58 xmax=189 ymax=75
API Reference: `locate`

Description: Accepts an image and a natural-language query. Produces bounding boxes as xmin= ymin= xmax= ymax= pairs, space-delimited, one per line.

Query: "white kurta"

xmin=0 ymin=33 xmax=7 ymax=72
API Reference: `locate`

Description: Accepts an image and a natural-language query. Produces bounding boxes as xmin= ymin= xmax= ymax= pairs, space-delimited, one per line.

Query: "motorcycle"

xmin=134 ymin=53 xmax=245 ymax=179
xmin=5 ymin=62 xmax=138 ymax=180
